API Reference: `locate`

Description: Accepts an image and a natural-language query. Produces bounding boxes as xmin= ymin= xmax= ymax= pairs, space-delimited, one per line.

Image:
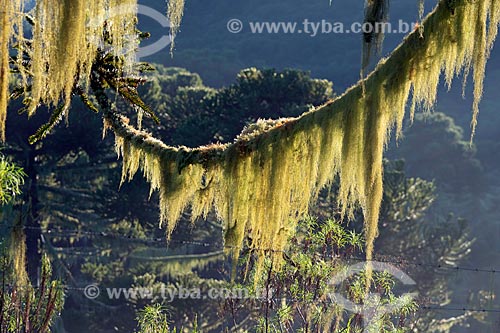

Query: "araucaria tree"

xmin=1 ymin=0 xmax=499 ymax=281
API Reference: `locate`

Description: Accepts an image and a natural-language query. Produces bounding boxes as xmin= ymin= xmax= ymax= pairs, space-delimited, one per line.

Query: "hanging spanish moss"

xmin=103 ymin=0 xmax=499 ymax=280
xmin=362 ymin=0 xmax=390 ymax=73
xmin=0 ymin=0 xmax=139 ymax=139
xmin=0 ymin=0 xmax=24 ymax=141
xmin=29 ymin=0 xmax=138 ymax=115
xmin=167 ymin=0 xmax=186 ymax=52
xmin=418 ymin=0 xmax=425 ymax=20
xmin=106 ymin=0 xmax=139 ymax=72
xmin=0 ymin=0 xmax=10 ymax=142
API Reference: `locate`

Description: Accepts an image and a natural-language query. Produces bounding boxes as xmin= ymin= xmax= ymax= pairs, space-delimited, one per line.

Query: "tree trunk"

xmin=24 ymin=147 xmax=41 ymax=286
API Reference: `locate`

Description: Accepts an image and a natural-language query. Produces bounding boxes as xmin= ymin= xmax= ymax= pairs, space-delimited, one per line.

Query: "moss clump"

xmin=167 ymin=0 xmax=186 ymax=51
xmin=0 ymin=0 xmax=140 ymax=139
xmin=0 ymin=0 xmax=24 ymax=141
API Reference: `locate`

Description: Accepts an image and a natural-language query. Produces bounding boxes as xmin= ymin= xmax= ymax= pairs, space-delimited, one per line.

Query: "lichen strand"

xmin=107 ymin=0 xmax=139 ymax=73
xmin=167 ymin=0 xmax=186 ymax=50
xmin=0 ymin=0 xmax=10 ymax=141
xmin=110 ymin=1 xmax=499 ymax=280
xmin=0 ymin=0 xmax=141 ymax=140
xmin=362 ymin=0 xmax=390 ymax=71
xmin=0 ymin=0 xmax=24 ymax=140
xmin=471 ymin=1 xmax=489 ymax=140
xmin=0 ymin=0 xmax=137 ymax=124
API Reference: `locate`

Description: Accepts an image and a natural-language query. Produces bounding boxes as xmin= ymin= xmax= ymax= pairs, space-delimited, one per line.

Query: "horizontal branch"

xmin=90 ymin=0 xmax=498 ymax=285
xmin=98 ymin=0 xmax=460 ymax=168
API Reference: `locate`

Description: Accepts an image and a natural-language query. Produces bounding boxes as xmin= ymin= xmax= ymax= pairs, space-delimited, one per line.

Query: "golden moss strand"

xmin=167 ymin=0 xmax=186 ymax=51
xmin=0 ymin=0 xmax=139 ymax=130
xmin=0 ymin=0 xmax=11 ymax=141
xmin=0 ymin=0 xmax=24 ymax=140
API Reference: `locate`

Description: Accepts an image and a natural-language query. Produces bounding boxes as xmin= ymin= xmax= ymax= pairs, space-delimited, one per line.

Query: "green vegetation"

xmin=0 ymin=1 xmax=498 ymax=332
xmin=241 ymin=216 xmax=418 ymax=332
xmin=138 ymin=66 xmax=333 ymax=146
xmin=0 ymin=153 xmax=25 ymax=204
xmin=2 ymin=62 xmax=478 ymax=331
xmin=0 ymin=254 xmax=64 ymax=333
xmin=0 ymin=159 xmax=63 ymax=333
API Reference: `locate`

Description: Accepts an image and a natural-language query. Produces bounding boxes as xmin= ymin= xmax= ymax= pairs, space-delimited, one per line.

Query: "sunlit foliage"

xmin=0 ymin=249 xmax=64 ymax=332
xmin=0 ymin=152 xmax=25 ymax=204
